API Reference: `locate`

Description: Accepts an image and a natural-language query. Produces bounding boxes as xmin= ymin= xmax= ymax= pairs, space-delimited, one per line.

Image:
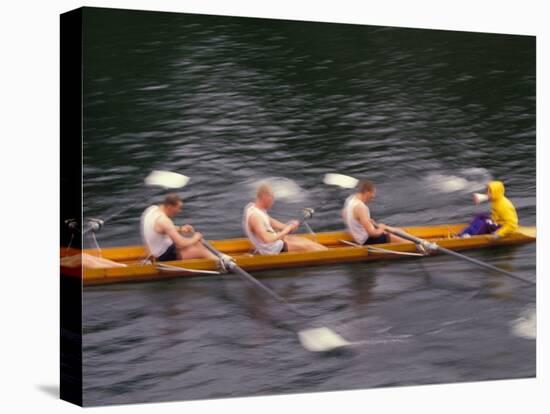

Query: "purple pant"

xmin=459 ymin=213 xmax=500 ymax=237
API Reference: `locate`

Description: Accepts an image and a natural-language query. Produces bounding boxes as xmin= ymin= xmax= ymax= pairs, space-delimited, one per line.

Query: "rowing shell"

xmin=60 ymin=223 xmax=536 ymax=286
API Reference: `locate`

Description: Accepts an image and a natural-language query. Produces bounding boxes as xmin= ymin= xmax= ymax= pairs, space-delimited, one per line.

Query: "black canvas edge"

xmin=56 ymin=6 xmax=537 ymax=408
xmin=60 ymin=7 xmax=83 ymax=407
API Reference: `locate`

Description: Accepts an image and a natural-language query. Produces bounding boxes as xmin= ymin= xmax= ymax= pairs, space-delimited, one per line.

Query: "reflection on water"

xmin=80 ymin=9 xmax=535 ymax=407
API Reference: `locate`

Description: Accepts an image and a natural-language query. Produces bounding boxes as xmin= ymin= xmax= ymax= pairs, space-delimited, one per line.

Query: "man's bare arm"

xmin=355 ymin=204 xmax=385 ymax=237
xmin=157 ymin=216 xmax=202 ymax=248
xmin=269 ymin=216 xmax=287 ymax=232
xmin=250 ymin=213 xmax=295 ymax=243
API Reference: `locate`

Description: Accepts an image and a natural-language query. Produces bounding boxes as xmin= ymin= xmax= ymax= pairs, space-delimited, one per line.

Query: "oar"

xmin=323 ymin=173 xmax=535 ymax=286
xmin=382 ymin=226 xmax=535 ymax=285
xmin=200 ymin=239 xmax=350 ymax=352
xmin=82 ymin=170 xmax=190 ymax=235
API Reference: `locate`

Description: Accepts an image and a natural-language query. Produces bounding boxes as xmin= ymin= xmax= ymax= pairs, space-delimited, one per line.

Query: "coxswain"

xmin=459 ymin=181 xmax=518 ymax=239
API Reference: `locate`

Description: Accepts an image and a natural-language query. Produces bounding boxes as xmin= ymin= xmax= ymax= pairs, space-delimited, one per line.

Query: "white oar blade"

xmin=323 ymin=173 xmax=358 ymax=189
xmin=298 ymin=327 xmax=351 ymax=352
xmin=145 ymin=170 xmax=189 ymax=189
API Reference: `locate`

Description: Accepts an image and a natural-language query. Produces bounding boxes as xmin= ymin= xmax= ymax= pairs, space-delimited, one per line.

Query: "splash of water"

xmin=424 ymin=167 xmax=492 ymax=193
xmin=510 ymin=304 xmax=536 ymax=340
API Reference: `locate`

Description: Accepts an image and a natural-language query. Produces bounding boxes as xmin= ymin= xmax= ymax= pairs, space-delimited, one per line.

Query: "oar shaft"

xmin=201 ymin=240 xmax=296 ymax=307
xmin=324 ymin=172 xmax=534 ymax=286
xmin=435 ymin=245 xmax=534 ymax=285
xmin=384 ymin=227 xmax=425 ymax=245
xmin=201 ymin=238 xmax=350 ymax=352
xmin=83 ymin=198 xmax=144 ymax=235
xmin=384 ymin=227 xmax=534 ymax=285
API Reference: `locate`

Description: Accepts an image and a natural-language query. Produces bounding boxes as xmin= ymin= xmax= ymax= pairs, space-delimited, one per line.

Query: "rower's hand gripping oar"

xmin=82 ymin=170 xmax=190 ymax=235
xmin=199 ymin=238 xmax=350 ymax=352
xmin=323 ymin=173 xmax=535 ymax=286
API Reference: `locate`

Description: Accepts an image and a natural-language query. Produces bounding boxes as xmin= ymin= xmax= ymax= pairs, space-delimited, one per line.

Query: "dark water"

xmin=81 ymin=8 xmax=536 ymax=406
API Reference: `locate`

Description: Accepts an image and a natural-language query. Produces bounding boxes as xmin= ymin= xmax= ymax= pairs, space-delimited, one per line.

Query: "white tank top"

xmin=242 ymin=203 xmax=284 ymax=255
xmin=343 ymin=195 xmax=370 ymax=244
xmin=140 ymin=206 xmax=173 ymax=257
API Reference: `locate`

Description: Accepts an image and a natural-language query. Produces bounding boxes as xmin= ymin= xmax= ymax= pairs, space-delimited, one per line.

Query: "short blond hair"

xmin=256 ymin=183 xmax=273 ymax=198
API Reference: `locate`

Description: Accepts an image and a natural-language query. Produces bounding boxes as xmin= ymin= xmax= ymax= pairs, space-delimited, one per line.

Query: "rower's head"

xmin=162 ymin=193 xmax=183 ymax=217
xmin=256 ymin=184 xmax=275 ymax=209
xmin=356 ymin=179 xmax=376 ymax=202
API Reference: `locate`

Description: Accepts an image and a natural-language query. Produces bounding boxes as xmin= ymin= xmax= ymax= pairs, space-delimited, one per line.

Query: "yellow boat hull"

xmin=60 ymin=223 xmax=536 ymax=286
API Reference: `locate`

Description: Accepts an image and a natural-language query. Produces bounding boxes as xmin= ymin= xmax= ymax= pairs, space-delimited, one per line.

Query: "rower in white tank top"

xmin=140 ymin=205 xmax=173 ymax=257
xmin=343 ymin=195 xmax=370 ymax=244
xmin=243 ymin=202 xmax=285 ymax=255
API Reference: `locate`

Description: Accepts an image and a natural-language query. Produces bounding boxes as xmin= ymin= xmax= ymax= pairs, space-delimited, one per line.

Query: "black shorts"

xmin=363 ymin=233 xmax=390 ymax=245
xmin=157 ymin=244 xmax=178 ymax=262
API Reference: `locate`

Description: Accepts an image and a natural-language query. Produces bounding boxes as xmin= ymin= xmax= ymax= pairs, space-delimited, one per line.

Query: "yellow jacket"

xmin=488 ymin=181 xmax=518 ymax=237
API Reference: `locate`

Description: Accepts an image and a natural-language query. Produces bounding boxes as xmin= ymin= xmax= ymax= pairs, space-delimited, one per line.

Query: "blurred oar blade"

xmin=298 ymin=327 xmax=351 ymax=352
xmin=323 ymin=173 xmax=358 ymax=189
xmin=202 ymin=239 xmax=352 ymax=353
xmin=145 ymin=170 xmax=190 ymax=189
